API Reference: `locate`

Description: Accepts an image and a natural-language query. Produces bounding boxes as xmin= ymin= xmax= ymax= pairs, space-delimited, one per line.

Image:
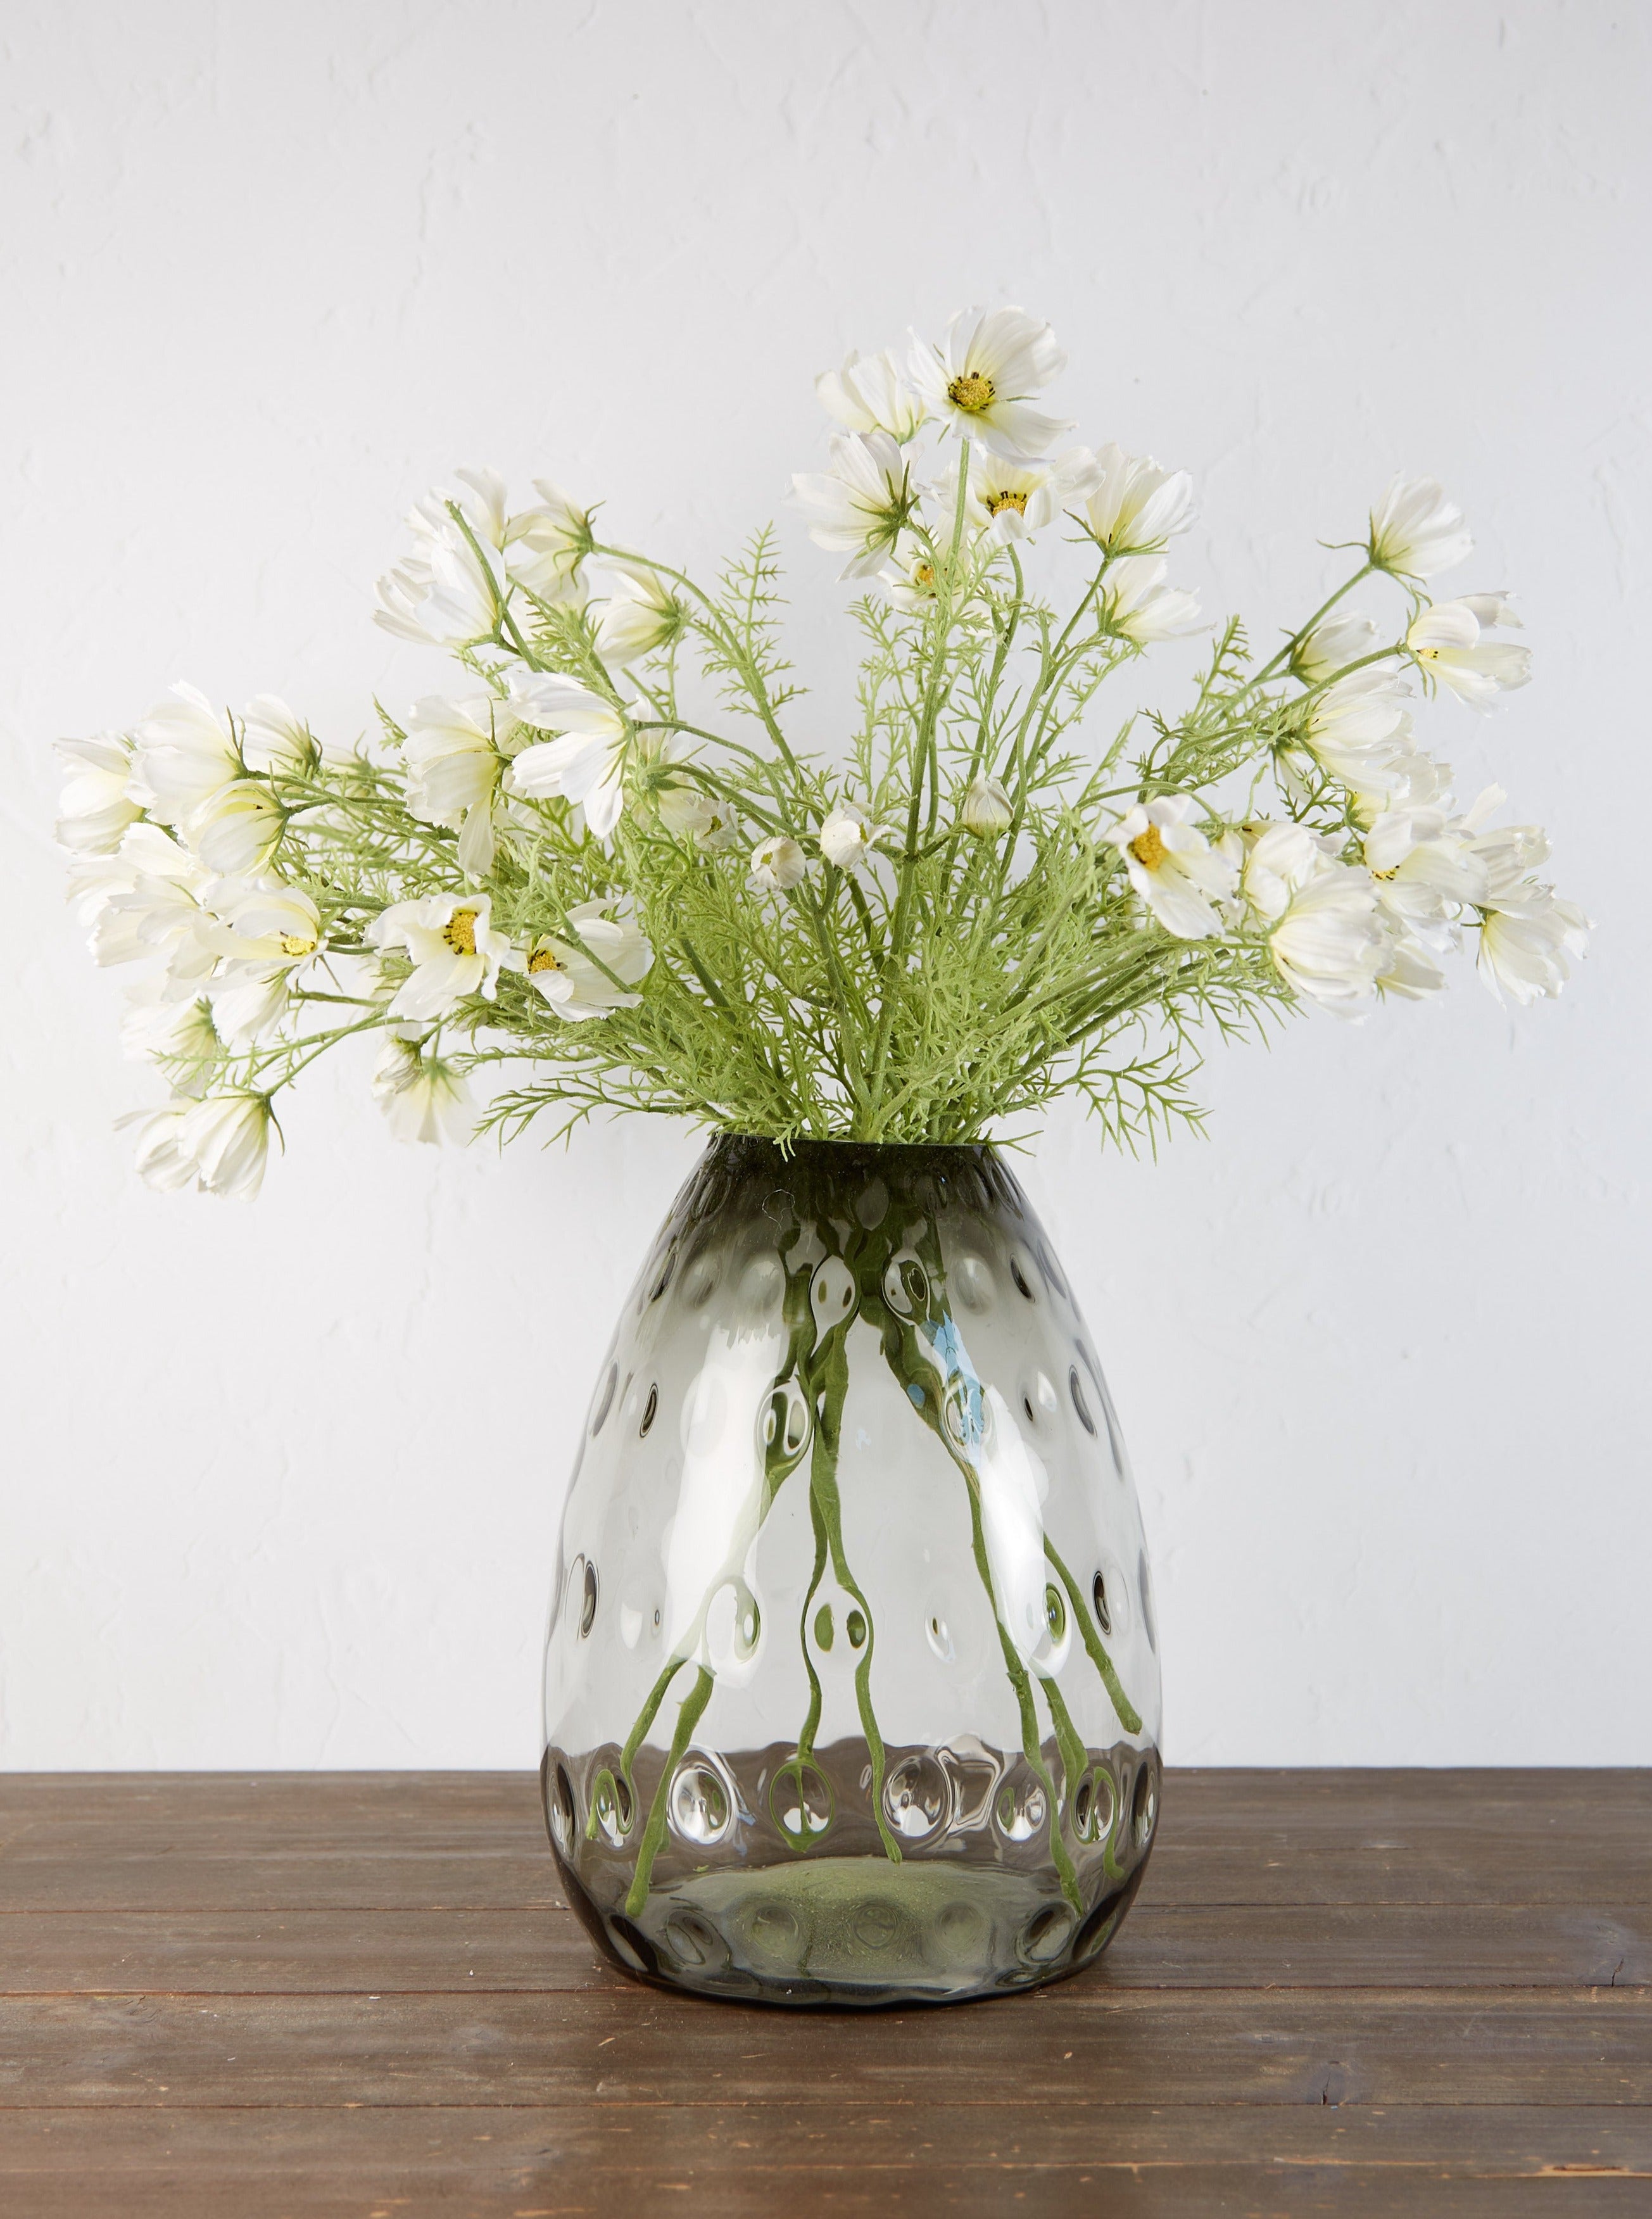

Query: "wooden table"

xmin=0 ymin=1771 xmax=1646 ymax=2214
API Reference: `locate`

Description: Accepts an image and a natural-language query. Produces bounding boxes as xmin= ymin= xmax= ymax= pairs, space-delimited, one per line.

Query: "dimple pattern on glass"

xmin=542 ymin=1137 xmax=1162 ymax=2006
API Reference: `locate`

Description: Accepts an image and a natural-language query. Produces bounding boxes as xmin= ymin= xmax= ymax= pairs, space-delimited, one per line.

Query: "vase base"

xmin=557 ymin=1849 xmax=1152 ymax=2008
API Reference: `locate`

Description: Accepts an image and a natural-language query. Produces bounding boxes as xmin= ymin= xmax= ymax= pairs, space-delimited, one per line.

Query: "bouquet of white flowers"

xmin=61 ymin=305 xmax=1586 ymax=1196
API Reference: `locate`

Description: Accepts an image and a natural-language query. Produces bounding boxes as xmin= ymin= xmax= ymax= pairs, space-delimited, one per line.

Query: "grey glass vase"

xmin=541 ymin=1135 xmax=1162 ymax=2006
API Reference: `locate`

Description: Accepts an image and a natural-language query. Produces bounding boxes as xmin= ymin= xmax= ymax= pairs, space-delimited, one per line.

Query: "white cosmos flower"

xmin=816 ymin=348 xmax=928 ymax=443
xmin=1361 ymin=806 xmax=1485 ymax=944
xmin=908 ymin=307 xmax=1071 ymax=460
xmin=791 ymin=431 xmax=914 ymax=578
xmin=1081 ymin=444 xmax=1195 ymax=553
xmin=371 ymin=1035 xmax=476 ymax=1145
xmin=241 ymin=695 xmax=316 ymax=776
xmin=818 ymin=800 xmax=894 ymax=873
xmin=1101 ymin=555 xmax=1203 ymax=645
xmin=57 ymin=734 xmax=144 ymax=854
xmin=1237 ymin=821 xmax=1340 ymax=923
xmin=943 ymin=446 xmax=1094 ymax=545
xmin=205 ymin=880 xmax=324 ymax=1045
xmin=379 ymin=529 xmax=505 ymax=648
xmin=210 ymin=880 xmax=322 ymax=962
xmin=130 ymin=683 xmax=241 ymax=825
xmin=185 ymin=778 xmax=284 ymax=875
xmin=1343 ymin=743 xmax=1455 ymax=831
xmin=1105 ymin=795 xmax=1236 ymax=939
xmin=505 ymin=674 xmax=632 ymax=841
xmin=1456 ymin=788 xmax=1589 ymax=1004
xmin=593 ymin=562 xmax=683 ymax=666
xmin=78 ymin=826 xmax=217 ymax=981
xmin=370 ymin=890 xmax=517 ymax=1020
xmin=1477 ymin=887 xmax=1590 ymax=1006
xmin=1408 ymin=598 xmax=1532 ymax=709
xmin=961 ymin=775 xmax=1012 ymax=836
xmin=65 ymin=832 xmax=167 ymax=942
xmin=524 ymin=901 xmax=653 ymax=1021
xmin=1269 ymin=869 xmax=1387 ymax=1013
xmin=177 ymin=1091 xmax=275 ymax=1199
xmin=1293 ymin=612 xmax=1382 ymax=684
xmin=1369 ymin=476 xmax=1473 ymax=579
xmin=1377 ymin=931 xmax=1447 ymax=1000
xmin=1460 ymin=795 xmax=1549 ymax=906
xmin=374 ymin=476 xmax=508 ymax=647
xmin=748 ymin=835 xmax=807 ymax=894
xmin=1299 ymin=668 xmax=1414 ymax=789
xmin=402 ymin=694 xmax=515 ymax=875
xmin=504 ymin=480 xmax=591 ymax=606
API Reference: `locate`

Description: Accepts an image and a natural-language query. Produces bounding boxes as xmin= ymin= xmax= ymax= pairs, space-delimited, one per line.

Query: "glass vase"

xmin=541 ymin=1135 xmax=1162 ymax=2006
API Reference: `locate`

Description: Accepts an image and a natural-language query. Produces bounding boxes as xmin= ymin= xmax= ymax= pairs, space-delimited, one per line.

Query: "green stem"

xmin=1038 ymin=1671 xmax=1088 ymax=1826
xmin=624 ymin=1664 xmax=714 ymax=1918
xmin=809 ymin=1303 xmax=902 ymax=1863
xmin=618 ymin=1655 xmax=688 ymax=1813
xmin=796 ymin=1467 xmax=830 ymax=1768
xmin=1044 ymin=1536 xmax=1142 ymax=1733
xmin=1247 ymin=561 xmax=1377 ymax=692
xmin=862 ymin=446 xmax=974 ymax=1130
xmin=962 ymin=1476 xmax=1080 ymax=1913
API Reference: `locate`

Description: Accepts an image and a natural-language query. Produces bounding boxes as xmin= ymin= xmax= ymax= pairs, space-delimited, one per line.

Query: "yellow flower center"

xmin=443 ymin=907 xmax=479 ymax=957
xmin=1130 ymin=823 xmax=1166 ymax=871
xmin=280 ymin=933 xmax=317 ymax=957
xmin=1370 ymin=865 xmax=1398 ymax=882
xmin=986 ymin=488 xmax=1029 ymax=517
xmin=947 ymin=370 xmax=996 ymax=413
xmin=527 ymin=944 xmax=565 ymax=974
xmin=914 ymin=561 xmax=935 ymax=588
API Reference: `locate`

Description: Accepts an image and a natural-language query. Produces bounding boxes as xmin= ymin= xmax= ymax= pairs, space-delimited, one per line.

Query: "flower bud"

xmin=186 ymin=780 xmax=284 ymax=875
xmin=961 ymin=776 xmax=1012 ymax=837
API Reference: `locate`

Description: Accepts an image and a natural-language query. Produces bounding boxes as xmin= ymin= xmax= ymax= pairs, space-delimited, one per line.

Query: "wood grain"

xmin=4 ymin=1769 xmax=1645 ymax=1909
xmin=0 ymin=1770 xmax=1646 ymax=2215
xmin=3 ymin=1901 xmax=1645 ymax=1993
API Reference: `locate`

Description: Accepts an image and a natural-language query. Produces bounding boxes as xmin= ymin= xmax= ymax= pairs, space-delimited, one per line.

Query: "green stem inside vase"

xmin=624 ymin=1663 xmax=714 ymax=1918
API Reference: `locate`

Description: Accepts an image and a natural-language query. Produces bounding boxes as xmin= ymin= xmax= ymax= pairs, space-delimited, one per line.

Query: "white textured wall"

xmin=4 ymin=0 xmax=1647 ymax=1769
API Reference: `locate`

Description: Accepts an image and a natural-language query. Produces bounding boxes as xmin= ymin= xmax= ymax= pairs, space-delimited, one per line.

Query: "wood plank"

xmin=4 ymin=1769 xmax=1645 ymax=1824
xmin=0 ymin=1988 xmax=1645 ymax=2110
xmin=0 ymin=1853 xmax=559 ymax=1916
xmin=0 ymin=2109 xmax=1647 ymax=2218
xmin=2 ymin=1901 xmax=1646 ymax=1995
xmin=3 ymin=2101 xmax=1648 ymax=2172
xmin=0 ymin=2172 xmax=1646 ymax=2219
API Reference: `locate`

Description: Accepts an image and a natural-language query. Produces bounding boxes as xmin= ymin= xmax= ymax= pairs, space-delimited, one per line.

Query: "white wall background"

xmin=3 ymin=0 xmax=1647 ymax=1770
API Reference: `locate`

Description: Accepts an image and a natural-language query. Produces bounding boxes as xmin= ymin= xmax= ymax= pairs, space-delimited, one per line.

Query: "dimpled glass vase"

xmin=541 ymin=1135 xmax=1162 ymax=2006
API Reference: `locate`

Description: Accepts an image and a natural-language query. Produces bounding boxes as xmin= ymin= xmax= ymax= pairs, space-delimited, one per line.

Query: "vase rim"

xmin=707 ymin=1130 xmax=1002 ymax=1161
